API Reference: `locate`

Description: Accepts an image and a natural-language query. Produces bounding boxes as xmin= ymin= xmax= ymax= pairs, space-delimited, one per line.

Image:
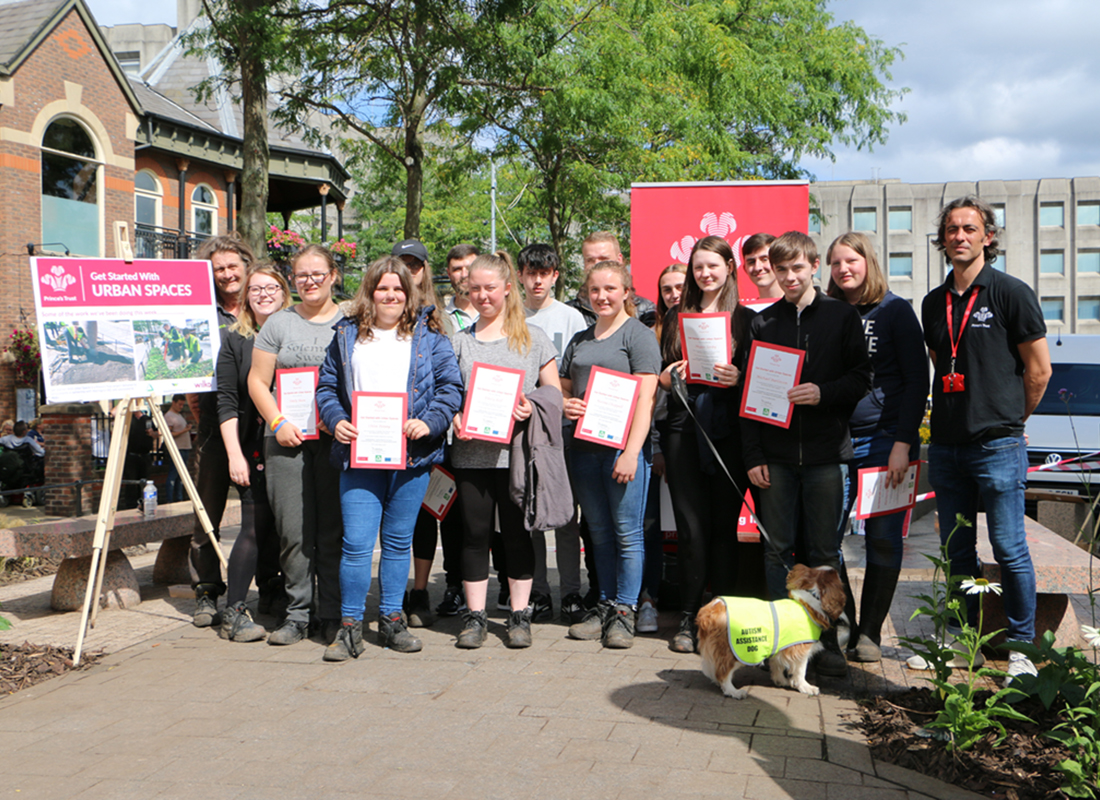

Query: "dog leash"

xmin=669 ymin=370 xmax=773 ymax=548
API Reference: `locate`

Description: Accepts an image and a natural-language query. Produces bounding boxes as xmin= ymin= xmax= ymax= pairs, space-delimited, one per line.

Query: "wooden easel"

xmin=73 ymin=396 xmax=226 ymax=665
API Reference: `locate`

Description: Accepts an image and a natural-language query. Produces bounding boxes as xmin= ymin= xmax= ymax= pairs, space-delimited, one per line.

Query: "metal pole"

xmin=490 ymin=159 xmax=497 ymax=253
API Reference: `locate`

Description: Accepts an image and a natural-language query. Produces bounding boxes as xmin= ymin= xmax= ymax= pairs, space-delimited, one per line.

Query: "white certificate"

xmin=739 ymin=341 xmax=804 ymax=429
xmin=575 ymin=367 xmax=642 ymax=449
xmin=350 ymin=392 xmax=407 ymax=469
xmin=855 ymin=462 xmax=921 ymax=519
xmin=421 ymin=465 xmax=458 ymax=520
xmin=678 ymin=312 xmax=731 ymax=386
xmin=461 ymin=362 xmax=524 ymax=444
xmin=276 ymin=367 xmax=319 ymax=439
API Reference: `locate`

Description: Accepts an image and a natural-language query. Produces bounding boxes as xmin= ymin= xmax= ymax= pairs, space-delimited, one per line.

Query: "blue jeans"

xmin=569 ymin=446 xmax=650 ymax=608
xmin=928 ymin=436 xmax=1035 ymax=642
xmin=756 ymin=462 xmax=846 ymax=601
xmin=840 ymin=432 xmax=916 ymax=570
xmin=339 ymin=466 xmax=432 ymax=619
xmin=165 ymin=449 xmax=191 ymax=503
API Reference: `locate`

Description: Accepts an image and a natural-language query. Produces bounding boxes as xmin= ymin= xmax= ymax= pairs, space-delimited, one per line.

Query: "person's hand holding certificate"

xmin=459 ymin=362 xmax=525 ymax=443
xmin=276 ymin=367 xmax=319 ymax=440
xmin=349 ymin=392 xmax=407 ymax=469
xmin=855 ymin=462 xmax=921 ymax=518
xmin=678 ymin=312 xmax=732 ymax=386
xmin=574 ymin=367 xmax=642 ymax=450
xmin=739 ymin=341 xmax=805 ymax=429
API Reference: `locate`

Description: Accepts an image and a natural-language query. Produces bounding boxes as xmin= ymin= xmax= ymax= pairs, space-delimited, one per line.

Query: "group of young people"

xmin=183 ymin=197 xmax=1049 ymax=681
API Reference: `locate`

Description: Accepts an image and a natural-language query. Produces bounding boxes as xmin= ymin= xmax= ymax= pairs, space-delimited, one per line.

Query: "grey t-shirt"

xmin=525 ymin=300 xmax=588 ymax=360
xmin=560 ymin=317 xmax=661 ymax=450
xmin=451 ymin=325 xmax=559 ymax=469
xmin=253 ymin=305 xmax=343 ymax=436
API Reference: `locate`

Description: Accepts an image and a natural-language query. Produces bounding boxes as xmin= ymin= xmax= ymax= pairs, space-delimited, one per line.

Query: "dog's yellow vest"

xmin=719 ymin=597 xmax=821 ymax=666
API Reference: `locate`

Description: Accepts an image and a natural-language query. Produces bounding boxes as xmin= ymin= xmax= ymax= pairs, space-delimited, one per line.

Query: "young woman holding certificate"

xmin=315 ymin=257 xmax=463 ymax=661
xmin=826 ymin=232 xmax=927 ymax=663
xmin=216 ymin=264 xmax=292 ymax=642
xmin=657 ymin=235 xmax=759 ymax=653
xmin=561 ymin=261 xmax=661 ymax=649
xmin=450 ymin=251 xmax=561 ymax=649
xmin=248 ymin=244 xmax=344 ymax=647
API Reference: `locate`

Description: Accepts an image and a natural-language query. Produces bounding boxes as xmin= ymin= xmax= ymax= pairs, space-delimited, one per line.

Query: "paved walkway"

xmin=0 ymin=519 xmax=1024 ymax=799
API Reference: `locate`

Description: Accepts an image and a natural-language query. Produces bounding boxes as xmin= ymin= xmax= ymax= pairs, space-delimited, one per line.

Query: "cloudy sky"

xmin=85 ymin=0 xmax=1100 ymax=186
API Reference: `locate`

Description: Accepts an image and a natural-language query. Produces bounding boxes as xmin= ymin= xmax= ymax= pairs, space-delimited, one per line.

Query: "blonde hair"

xmin=345 ymin=256 xmax=420 ymax=342
xmin=470 ymin=250 xmax=531 ymax=354
xmin=585 ymin=260 xmax=636 ymax=317
xmin=413 ymin=256 xmax=445 ymax=333
xmin=825 ymin=231 xmax=888 ymax=306
xmin=230 ymin=263 xmax=292 ymax=338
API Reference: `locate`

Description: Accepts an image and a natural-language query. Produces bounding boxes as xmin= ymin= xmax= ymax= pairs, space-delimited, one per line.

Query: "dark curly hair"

xmin=933 ymin=196 xmax=1000 ymax=267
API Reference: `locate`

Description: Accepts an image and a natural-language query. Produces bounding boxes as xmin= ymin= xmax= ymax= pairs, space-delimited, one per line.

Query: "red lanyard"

xmin=945 ymin=288 xmax=979 ymax=369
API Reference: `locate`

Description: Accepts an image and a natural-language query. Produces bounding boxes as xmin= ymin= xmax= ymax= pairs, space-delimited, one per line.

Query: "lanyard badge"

xmin=943 ymin=289 xmax=979 ymax=393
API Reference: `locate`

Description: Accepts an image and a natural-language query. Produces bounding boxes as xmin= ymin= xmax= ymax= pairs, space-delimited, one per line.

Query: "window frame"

xmin=191 ymin=183 xmax=218 ymax=237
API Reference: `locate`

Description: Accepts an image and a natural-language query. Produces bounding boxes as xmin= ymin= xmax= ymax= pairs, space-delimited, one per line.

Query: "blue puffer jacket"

xmin=317 ymin=307 xmax=463 ymax=471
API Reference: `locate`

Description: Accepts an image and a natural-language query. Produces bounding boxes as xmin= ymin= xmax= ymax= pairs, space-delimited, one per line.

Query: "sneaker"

xmin=561 ymin=592 xmax=587 ymax=625
xmin=404 ymin=589 xmax=436 ymax=628
xmin=1004 ymin=651 xmax=1038 ymax=687
xmin=636 ymin=600 xmax=658 ymax=634
xmin=219 ymin=601 xmax=266 ymax=643
xmin=456 ymin=609 xmax=488 ymax=649
xmin=192 ymin=584 xmax=222 ymax=628
xmin=529 ymin=592 xmax=553 ymax=624
xmin=436 ymin=585 xmax=466 ymax=617
xmin=268 ymin=619 xmax=308 ymax=646
xmin=906 ymin=634 xmax=985 ymax=670
xmin=670 ymin=611 xmax=696 ymax=653
xmin=379 ymin=612 xmax=423 ymax=653
xmin=568 ymin=601 xmax=610 ymax=641
xmin=603 ymin=604 xmax=635 ymax=649
xmin=323 ymin=618 xmax=364 ymax=662
xmin=497 ymin=584 xmax=511 ymax=611
xmin=506 ymin=608 xmax=533 ymax=648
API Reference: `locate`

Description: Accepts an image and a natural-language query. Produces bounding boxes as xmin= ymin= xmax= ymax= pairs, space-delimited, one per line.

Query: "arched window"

xmin=41 ymin=118 xmax=101 ymax=256
xmin=191 ymin=184 xmax=217 ymax=236
xmin=135 ymin=170 xmax=162 ymax=228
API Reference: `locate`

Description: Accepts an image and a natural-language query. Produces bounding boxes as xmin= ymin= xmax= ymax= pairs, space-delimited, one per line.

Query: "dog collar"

xmin=788 ymin=589 xmax=826 ymax=628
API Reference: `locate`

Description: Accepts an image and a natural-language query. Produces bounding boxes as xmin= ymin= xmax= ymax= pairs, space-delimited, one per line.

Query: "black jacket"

xmin=741 ymin=289 xmax=872 ymax=469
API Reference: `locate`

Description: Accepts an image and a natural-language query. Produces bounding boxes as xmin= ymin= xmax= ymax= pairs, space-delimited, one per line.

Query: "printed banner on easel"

xmin=31 ymin=257 xmax=220 ymax=403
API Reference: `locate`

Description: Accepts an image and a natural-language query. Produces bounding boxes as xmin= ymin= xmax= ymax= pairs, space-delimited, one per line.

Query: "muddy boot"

xmin=568 ymin=600 xmax=612 ymax=641
xmin=219 ymin=601 xmax=266 ymax=642
xmin=404 ymin=589 xmax=436 ymax=629
xmin=192 ymin=583 xmax=222 ymax=628
xmin=379 ymin=611 xmax=423 ymax=653
xmin=324 ymin=618 xmax=365 ymax=662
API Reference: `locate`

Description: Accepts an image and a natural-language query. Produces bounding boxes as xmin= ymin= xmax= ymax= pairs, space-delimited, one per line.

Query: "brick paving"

xmin=0 ymin=519 xmax=1031 ymax=799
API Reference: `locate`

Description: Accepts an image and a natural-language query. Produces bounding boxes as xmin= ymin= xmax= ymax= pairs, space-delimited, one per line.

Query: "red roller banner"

xmin=629 ymin=181 xmax=809 ymax=307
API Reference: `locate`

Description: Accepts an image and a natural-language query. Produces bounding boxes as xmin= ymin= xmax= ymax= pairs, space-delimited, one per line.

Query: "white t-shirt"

xmin=524 ymin=300 xmax=588 ymax=360
xmin=352 ymin=326 xmax=412 ymax=394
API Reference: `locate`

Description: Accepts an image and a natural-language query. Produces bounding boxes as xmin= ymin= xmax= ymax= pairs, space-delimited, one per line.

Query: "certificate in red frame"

xmin=678 ymin=312 xmax=732 ymax=387
xmin=421 ymin=465 xmax=458 ymax=520
xmin=739 ymin=341 xmax=805 ymax=429
xmin=574 ymin=367 xmax=642 ymax=450
xmin=350 ymin=391 xmax=407 ymax=470
xmin=461 ymin=362 xmax=525 ymax=444
xmin=855 ymin=461 xmax=922 ymax=519
xmin=276 ymin=366 xmax=319 ymax=440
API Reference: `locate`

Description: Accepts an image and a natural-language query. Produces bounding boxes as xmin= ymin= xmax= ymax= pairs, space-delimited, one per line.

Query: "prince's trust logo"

xmin=971 ymin=306 xmax=994 ymax=328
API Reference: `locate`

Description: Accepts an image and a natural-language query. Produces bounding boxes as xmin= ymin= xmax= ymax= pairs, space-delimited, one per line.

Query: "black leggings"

xmin=412 ymin=486 xmax=465 ymax=586
xmin=663 ymin=426 xmax=759 ymax=612
xmin=455 ymin=468 xmax=533 ymax=582
xmin=225 ymin=458 xmax=280 ymax=607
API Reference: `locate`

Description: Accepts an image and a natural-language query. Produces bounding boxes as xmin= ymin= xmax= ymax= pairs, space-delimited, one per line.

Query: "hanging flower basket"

xmin=2 ymin=328 xmax=40 ymax=386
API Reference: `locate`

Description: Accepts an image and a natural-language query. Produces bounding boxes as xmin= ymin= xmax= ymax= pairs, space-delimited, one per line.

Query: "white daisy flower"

xmin=961 ymin=578 xmax=1002 ymax=596
xmin=1082 ymin=625 xmax=1100 ymax=648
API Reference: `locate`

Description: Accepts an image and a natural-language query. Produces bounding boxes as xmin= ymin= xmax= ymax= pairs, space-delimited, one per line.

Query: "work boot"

xmin=324 ymin=618 xmax=365 ymax=661
xmin=404 ymin=589 xmax=436 ymax=629
xmin=505 ymin=608 xmax=533 ymax=648
xmin=568 ymin=600 xmax=611 ymax=641
xmin=192 ymin=583 xmax=222 ymax=628
xmin=814 ymin=627 xmax=848 ymax=678
xmin=603 ymin=604 xmax=635 ymax=649
xmin=670 ymin=610 xmax=696 ymax=653
xmin=219 ymin=601 xmax=266 ymax=642
xmin=268 ymin=619 xmax=308 ymax=646
xmin=379 ymin=611 xmax=423 ymax=653
xmin=850 ymin=565 xmax=901 ymax=663
xmin=456 ymin=609 xmax=488 ymax=649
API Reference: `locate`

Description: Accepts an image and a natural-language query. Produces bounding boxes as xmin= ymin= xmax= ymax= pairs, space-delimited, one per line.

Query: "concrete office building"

xmin=807 ymin=178 xmax=1100 ymax=333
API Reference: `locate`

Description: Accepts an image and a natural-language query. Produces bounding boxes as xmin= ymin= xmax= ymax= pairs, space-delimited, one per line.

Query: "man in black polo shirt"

xmin=916 ymin=196 xmax=1051 ymax=685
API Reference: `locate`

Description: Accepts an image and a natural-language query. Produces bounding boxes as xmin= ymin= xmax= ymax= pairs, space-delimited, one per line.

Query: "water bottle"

xmin=142 ymin=480 xmax=157 ymax=518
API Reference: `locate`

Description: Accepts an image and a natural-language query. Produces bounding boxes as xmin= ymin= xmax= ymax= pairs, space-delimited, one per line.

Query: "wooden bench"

xmin=0 ymin=499 xmax=240 ymax=611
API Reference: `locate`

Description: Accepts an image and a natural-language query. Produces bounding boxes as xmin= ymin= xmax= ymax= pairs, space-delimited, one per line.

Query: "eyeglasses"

xmin=248 ymin=285 xmax=283 ymax=297
xmin=294 ymin=271 xmax=332 ymax=285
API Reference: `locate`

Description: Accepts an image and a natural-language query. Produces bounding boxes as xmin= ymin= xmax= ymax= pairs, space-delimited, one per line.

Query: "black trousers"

xmin=455 ymin=468 xmax=533 ymax=582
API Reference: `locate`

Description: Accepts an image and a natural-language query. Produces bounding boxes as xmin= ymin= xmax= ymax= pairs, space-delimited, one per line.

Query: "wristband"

xmin=273 ymin=419 xmax=288 ymax=435
xmin=269 ymin=415 xmax=286 ymax=432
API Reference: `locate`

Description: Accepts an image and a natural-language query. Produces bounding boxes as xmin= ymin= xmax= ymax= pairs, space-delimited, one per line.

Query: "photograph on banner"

xmin=31 ymin=257 xmax=220 ymax=403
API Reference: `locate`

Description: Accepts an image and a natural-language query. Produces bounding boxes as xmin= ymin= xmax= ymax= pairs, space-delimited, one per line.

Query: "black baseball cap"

xmin=392 ymin=239 xmax=429 ymax=264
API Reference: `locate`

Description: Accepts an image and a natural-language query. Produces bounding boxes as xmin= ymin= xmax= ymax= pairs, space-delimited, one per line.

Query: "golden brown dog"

xmin=695 ymin=564 xmax=847 ymax=699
